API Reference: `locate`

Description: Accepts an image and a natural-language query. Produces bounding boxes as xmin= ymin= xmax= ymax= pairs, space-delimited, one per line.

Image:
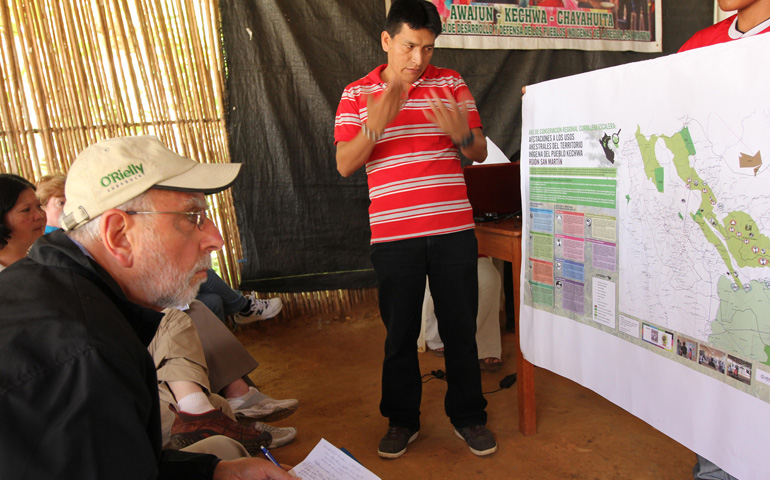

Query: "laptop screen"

xmin=463 ymin=162 xmax=522 ymax=221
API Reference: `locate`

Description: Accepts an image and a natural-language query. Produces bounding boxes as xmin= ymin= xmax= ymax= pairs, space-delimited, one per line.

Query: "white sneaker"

xmin=236 ymin=295 xmax=283 ymax=324
xmin=256 ymin=422 xmax=297 ymax=448
xmin=228 ymin=386 xmax=299 ymax=423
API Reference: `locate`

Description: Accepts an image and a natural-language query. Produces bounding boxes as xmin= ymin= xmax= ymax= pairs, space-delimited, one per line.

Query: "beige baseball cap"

xmin=61 ymin=135 xmax=241 ymax=231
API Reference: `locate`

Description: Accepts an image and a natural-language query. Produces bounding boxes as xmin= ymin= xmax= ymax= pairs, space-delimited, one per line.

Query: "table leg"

xmin=512 ymin=243 xmax=536 ymax=435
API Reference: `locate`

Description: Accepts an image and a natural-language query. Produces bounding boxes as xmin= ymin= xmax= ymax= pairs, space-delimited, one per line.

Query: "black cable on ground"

xmin=422 ymin=370 xmax=447 ymax=384
xmin=421 ymin=370 xmax=518 ymax=395
xmin=482 ymin=373 xmax=517 ymax=395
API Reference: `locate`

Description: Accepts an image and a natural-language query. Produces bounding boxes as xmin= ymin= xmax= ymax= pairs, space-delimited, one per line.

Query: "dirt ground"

xmin=236 ymin=299 xmax=695 ymax=479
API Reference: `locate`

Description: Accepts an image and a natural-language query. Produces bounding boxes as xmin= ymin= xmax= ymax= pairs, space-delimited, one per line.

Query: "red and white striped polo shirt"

xmin=334 ymin=64 xmax=482 ymax=244
xmin=679 ymin=13 xmax=770 ymax=52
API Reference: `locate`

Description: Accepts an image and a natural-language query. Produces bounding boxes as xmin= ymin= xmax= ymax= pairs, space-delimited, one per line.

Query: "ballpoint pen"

xmin=260 ymin=445 xmax=282 ymax=468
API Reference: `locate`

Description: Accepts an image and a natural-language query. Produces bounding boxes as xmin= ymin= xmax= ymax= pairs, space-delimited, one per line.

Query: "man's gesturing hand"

xmin=424 ymin=87 xmax=471 ymax=144
xmin=366 ymin=78 xmax=406 ymax=134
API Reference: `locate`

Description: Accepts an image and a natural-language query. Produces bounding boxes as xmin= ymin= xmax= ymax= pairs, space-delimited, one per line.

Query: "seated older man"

xmin=0 ymin=136 xmax=292 ymax=479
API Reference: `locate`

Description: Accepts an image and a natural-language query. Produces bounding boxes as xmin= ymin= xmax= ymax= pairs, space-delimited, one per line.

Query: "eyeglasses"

xmin=125 ymin=209 xmax=208 ymax=230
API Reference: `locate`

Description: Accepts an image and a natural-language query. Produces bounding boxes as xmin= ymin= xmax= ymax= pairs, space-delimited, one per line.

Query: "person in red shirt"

xmin=679 ymin=2 xmax=770 ymax=479
xmin=679 ymin=0 xmax=770 ymax=52
xmin=334 ymin=0 xmax=495 ymax=460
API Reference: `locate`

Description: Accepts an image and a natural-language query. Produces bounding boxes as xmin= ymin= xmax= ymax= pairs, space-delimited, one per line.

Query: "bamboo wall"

xmin=0 ymin=0 xmax=242 ymax=286
xmin=253 ymin=288 xmax=379 ymax=320
xmin=0 ymin=0 xmax=378 ymax=317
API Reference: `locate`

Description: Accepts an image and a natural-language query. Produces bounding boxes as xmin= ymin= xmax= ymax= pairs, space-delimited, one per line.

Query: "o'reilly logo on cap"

xmin=101 ymin=163 xmax=145 ymax=192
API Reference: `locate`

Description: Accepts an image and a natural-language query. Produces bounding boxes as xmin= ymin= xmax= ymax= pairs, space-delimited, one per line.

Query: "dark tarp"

xmin=220 ymin=1 xmax=713 ymax=292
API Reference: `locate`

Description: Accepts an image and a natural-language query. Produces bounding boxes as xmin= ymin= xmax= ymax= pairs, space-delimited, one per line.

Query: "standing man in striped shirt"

xmin=334 ymin=0 xmax=496 ymax=460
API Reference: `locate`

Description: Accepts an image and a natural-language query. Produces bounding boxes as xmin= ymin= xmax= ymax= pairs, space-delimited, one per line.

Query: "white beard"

xmin=133 ymin=227 xmax=211 ymax=309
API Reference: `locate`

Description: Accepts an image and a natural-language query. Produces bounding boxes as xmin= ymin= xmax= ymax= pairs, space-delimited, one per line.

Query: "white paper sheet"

xmin=289 ymin=438 xmax=380 ymax=480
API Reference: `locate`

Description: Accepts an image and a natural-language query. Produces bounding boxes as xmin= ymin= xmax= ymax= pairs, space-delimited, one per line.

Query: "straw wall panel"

xmin=0 ymin=0 xmax=243 ymax=286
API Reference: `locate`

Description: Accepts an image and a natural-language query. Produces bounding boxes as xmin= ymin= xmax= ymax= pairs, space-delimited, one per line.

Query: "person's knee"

xmin=196 ymin=293 xmax=225 ymax=322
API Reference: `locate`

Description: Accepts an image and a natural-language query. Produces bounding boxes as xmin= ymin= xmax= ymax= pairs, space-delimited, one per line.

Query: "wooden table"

xmin=475 ymin=219 xmax=537 ymax=435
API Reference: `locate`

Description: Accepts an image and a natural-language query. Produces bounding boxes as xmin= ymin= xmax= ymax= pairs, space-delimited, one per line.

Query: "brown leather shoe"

xmin=168 ymin=405 xmax=272 ymax=455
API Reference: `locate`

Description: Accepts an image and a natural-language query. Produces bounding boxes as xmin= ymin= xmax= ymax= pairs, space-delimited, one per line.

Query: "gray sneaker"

xmin=228 ymin=386 xmax=298 ymax=423
xmin=232 ymin=396 xmax=298 ymax=423
xmin=454 ymin=425 xmax=497 ymax=456
xmin=377 ymin=426 xmax=419 ymax=459
xmin=256 ymin=422 xmax=296 ymax=448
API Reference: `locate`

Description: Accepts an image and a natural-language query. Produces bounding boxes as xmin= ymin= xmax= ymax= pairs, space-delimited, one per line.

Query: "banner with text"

xmin=420 ymin=1 xmax=661 ymax=52
xmin=521 ymin=35 xmax=770 ymax=480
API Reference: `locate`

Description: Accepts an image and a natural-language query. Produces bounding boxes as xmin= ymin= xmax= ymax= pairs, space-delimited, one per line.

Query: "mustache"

xmin=189 ymin=255 xmax=213 ymax=279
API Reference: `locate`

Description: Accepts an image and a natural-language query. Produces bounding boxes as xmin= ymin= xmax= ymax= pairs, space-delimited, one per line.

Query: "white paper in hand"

xmin=289 ymin=438 xmax=380 ymax=480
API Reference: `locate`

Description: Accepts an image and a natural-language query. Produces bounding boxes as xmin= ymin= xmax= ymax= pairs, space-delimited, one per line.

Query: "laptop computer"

xmin=463 ymin=162 xmax=522 ymax=222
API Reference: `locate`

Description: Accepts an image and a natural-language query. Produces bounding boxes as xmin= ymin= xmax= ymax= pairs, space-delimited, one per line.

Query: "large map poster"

xmin=520 ymin=35 xmax=770 ymax=479
xmin=416 ymin=0 xmax=662 ymax=51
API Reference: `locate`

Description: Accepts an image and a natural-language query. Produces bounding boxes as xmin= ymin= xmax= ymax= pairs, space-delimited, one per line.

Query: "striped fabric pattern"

xmin=678 ymin=14 xmax=770 ymax=52
xmin=334 ymin=65 xmax=482 ymax=244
